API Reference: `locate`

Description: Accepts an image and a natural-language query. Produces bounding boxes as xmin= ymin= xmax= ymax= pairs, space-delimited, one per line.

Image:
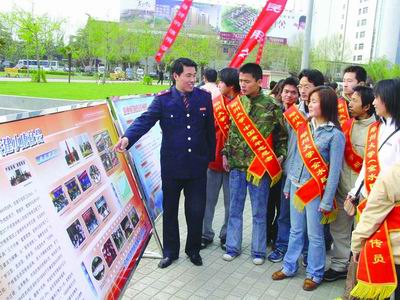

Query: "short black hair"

xmin=269 ymin=80 xmax=277 ymax=90
xmin=239 ymin=63 xmax=263 ymax=81
xmin=298 ymin=69 xmax=324 ymax=87
xmin=204 ymin=68 xmax=217 ymax=83
xmin=281 ymin=76 xmax=299 ymax=93
xmin=353 ymin=85 xmax=375 ymax=116
xmin=219 ymin=67 xmax=240 ymax=93
xmin=171 ymin=57 xmax=197 ymax=76
xmin=327 ymin=81 xmax=338 ymax=90
xmin=373 ymin=79 xmax=400 ymax=129
xmin=343 ymin=65 xmax=367 ymax=83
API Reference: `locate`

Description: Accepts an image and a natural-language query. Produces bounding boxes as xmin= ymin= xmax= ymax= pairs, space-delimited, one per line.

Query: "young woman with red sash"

xmin=349 ymin=79 xmax=400 ymax=300
xmin=272 ymin=86 xmax=345 ymax=291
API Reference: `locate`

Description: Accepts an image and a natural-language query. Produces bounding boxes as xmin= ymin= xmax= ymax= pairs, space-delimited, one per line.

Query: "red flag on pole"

xmin=155 ymin=0 xmax=193 ymax=63
xmin=255 ymin=36 xmax=266 ymax=64
xmin=229 ymin=0 xmax=287 ymax=68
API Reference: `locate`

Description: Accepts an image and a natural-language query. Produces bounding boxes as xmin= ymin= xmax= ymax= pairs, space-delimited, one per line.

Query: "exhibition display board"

xmin=110 ymin=96 xmax=163 ymax=222
xmin=0 ymin=103 xmax=152 ymax=300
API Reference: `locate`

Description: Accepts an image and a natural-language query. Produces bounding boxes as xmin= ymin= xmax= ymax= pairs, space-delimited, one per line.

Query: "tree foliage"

xmin=364 ymin=58 xmax=400 ymax=83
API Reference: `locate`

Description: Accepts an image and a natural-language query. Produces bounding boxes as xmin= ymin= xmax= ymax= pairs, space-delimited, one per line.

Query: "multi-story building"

xmin=312 ymin=0 xmax=400 ymax=64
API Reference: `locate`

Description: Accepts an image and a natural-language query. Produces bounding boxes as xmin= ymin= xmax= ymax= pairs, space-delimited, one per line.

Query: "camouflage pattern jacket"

xmin=223 ymin=92 xmax=288 ymax=171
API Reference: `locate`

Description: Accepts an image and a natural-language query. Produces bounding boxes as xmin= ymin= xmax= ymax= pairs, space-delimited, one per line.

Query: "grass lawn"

xmin=0 ymin=82 xmax=169 ymax=100
xmin=0 ymin=71 xmax=97 ymax=81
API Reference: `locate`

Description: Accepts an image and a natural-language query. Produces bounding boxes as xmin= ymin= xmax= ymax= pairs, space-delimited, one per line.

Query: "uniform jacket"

xmin=123 ymin=86 xmax=216 ymax=179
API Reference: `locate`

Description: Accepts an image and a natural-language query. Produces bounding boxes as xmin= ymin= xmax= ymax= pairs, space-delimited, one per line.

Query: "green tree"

xmin=4 ymin=8 xmax=63 ymax=82
xmin=364 ymin=58 xmax=400 ymax=82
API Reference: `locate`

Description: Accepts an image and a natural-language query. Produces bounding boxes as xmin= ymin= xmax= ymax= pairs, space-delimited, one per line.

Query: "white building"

xmin=311 ymin=0 xmax=400 ymax=64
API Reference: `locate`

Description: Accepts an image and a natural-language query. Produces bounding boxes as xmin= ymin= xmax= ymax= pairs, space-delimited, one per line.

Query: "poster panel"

xmin=0 ymin=103 xmax=152 ymax=300
xmin=110 ymin=96 xmax=163 ymax=222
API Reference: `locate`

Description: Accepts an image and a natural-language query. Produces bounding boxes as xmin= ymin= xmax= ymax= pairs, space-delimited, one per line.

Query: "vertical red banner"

xmin=255 ymin=37 xmax=266 ymax=64
xmin=229 ymin=0 xmax=287 ymax=68
xmin=155 ymin=0 xmax=193 ymax=63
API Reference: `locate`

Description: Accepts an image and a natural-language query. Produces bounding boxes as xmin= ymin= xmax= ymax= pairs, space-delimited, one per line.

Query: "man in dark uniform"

xmin=114 ymin=57 xmax=216 ymax=268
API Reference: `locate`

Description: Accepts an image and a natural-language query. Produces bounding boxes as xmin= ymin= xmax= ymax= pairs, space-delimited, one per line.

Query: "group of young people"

xmin=115 ymin=57 xmax=400 ymax=298
xmin=200 ymin=63 xmax=400 ymax=297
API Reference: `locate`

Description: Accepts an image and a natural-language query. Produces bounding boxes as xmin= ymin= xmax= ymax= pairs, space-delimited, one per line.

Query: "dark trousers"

xmin=267 ymin=178 xmax=282 ymax=245
xmin=161 ymin=176 xmax=207 ymax=258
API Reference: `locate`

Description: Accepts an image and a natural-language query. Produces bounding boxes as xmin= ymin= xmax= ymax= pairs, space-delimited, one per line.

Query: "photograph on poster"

xmin=113 ymin=172 xmax=134 ymax=205
xmin=120 ymin=216 xmax=134 ymax=239
xmin=50 ymin=185 xmax=69 ymax=212
xmin=75 ymin=133 xmax=94 ymax=158
xmin=77 ymin=170 xmax=92 ymax=192
xmin=65 ymin=177 xmax=82 ymax=201
xmin=60 ymin=138 xmax=80 ymax=166
xmin=111 ymin=227 xmax=126 ymax=251
xmin=89 ymin=165 xmax=101 ymax=183
xmin=4 ymin=159 xmax=32 ymax=186
xmin=93 ymin=130 xmax=113 ymax=153
xmin=82 ymin=207 xmax=99 ymax=234
xmin=102 ymin=238 xmax=117 ymax=267
xmin=91 ymin=256 xmax=105 ymax=281
xmin=109 ymin=149 xmax=120 ymax=167
xmin=95 ymin=196 xmax=110 ymax=220
xmin=66 ymin=219 xmax=86 ymax=248
xmin=128 ymin=206 xmax=139 ymax=228
xmin=100 ymin=152 xmax=113 ymax=172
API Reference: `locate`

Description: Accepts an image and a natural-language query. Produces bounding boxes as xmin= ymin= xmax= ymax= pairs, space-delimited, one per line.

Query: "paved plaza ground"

xmin=123 ymin=195 xmax=346 ymax=299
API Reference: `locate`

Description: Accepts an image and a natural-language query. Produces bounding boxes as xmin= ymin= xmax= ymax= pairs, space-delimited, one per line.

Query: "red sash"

xmin=226 ymin=96 xmax=282 ymax=186
xmin=351 ymin=204 xmax=400 ymax=299
xmin=338 ymin=97 xmax=350 ymax=126
xmin=357 ymin=122 xmax=381 ymax=219
xmin=294 ymin=123 xmax=337 ymax=223
xmin=342 ymin=118 xmax=363 ymax=173
xmin=212 ymin=95 xmax=230 ymax=139
xmin=283 ymin=104 xmax=307 ymax=131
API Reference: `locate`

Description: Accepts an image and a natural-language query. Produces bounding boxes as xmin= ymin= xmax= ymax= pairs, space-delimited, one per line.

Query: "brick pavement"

xmin=122 ymin=195 xmax=346 ymax=299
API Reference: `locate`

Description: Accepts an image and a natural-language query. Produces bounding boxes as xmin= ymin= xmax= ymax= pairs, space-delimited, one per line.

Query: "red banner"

xmin=229 ymin=0 xmax=287 ymax=68
xmin=155 ymin=0 xmax=193 ymax=63
xmin=255 ymin=36 xmax=266 ymax=64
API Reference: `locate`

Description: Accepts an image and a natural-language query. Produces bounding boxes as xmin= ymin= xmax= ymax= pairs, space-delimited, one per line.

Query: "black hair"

xmin=343 ymin=65 xmax=367 ymax=83
xmin=298 ymin=69 xmax=324 ymax=87
xmin=219 ymin=67 xmax=240 ymax=93
xmin=309 ymin=86 xmax=341 ymax=129
xmin=352 ymin=85 xmax=375 ymax=116
xmin=327 ymin=81 xmax=338 ymax=90
xmin=373 ymin=79 xmax=400 ymax=129
xmin=281 ymin=76 xmax=299 ymax=93
xmin=270 ymin=79 xmax=284 ymax=98
xmin=239 ymin=63 xmax=263 ymax=81
xmin=204 ymin=68 xmax=217 ymax=83
xmin=269 ymin=80 xmax=277 ymax=90
xmin=171 ymin=57 xmax=197 ymax=76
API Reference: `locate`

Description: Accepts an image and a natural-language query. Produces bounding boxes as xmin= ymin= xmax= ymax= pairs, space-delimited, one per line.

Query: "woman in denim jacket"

xmin=272 ymin=86 xmax=345 ymax=291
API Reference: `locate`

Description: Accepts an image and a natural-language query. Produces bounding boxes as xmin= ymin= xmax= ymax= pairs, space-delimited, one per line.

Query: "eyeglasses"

xmin=297 ymin=85 xmax=312 ymax=91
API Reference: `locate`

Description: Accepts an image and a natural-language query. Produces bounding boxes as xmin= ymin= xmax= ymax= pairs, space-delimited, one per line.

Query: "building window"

xmin=357 ymin=55 xmax=363 ymax=61
xmin=359 ymin=8 xmax=362 ymax=15
xmin=361 ymin=19 xmax=367 ymax=25
xmin=341 ymin=24 xmax=344 ymax=30
xmin=356 ymin=32 xmax=359 ymax=38
xmin=363 ymin=7 xmax=368 ymax=13
xmin=360 ymin=31 xmax=365 ymax=38
xmin=359 ymin=43 xmax=364 ymax=50
xmin=357 ymin=20 xmax=360 ymax=26
xmin=355 ymin=44 xmax=358 ymax=50
xmin=353 ymin=56 xmax=357 ymax=61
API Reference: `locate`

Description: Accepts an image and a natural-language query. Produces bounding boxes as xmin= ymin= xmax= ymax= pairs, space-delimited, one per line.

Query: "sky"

xmin=0 ymin=0 xmax=306 ymax=39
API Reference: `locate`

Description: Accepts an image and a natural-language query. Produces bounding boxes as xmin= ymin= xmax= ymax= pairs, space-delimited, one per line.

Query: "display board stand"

xmin=109 ymin=101 xmax=164 ymax=259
